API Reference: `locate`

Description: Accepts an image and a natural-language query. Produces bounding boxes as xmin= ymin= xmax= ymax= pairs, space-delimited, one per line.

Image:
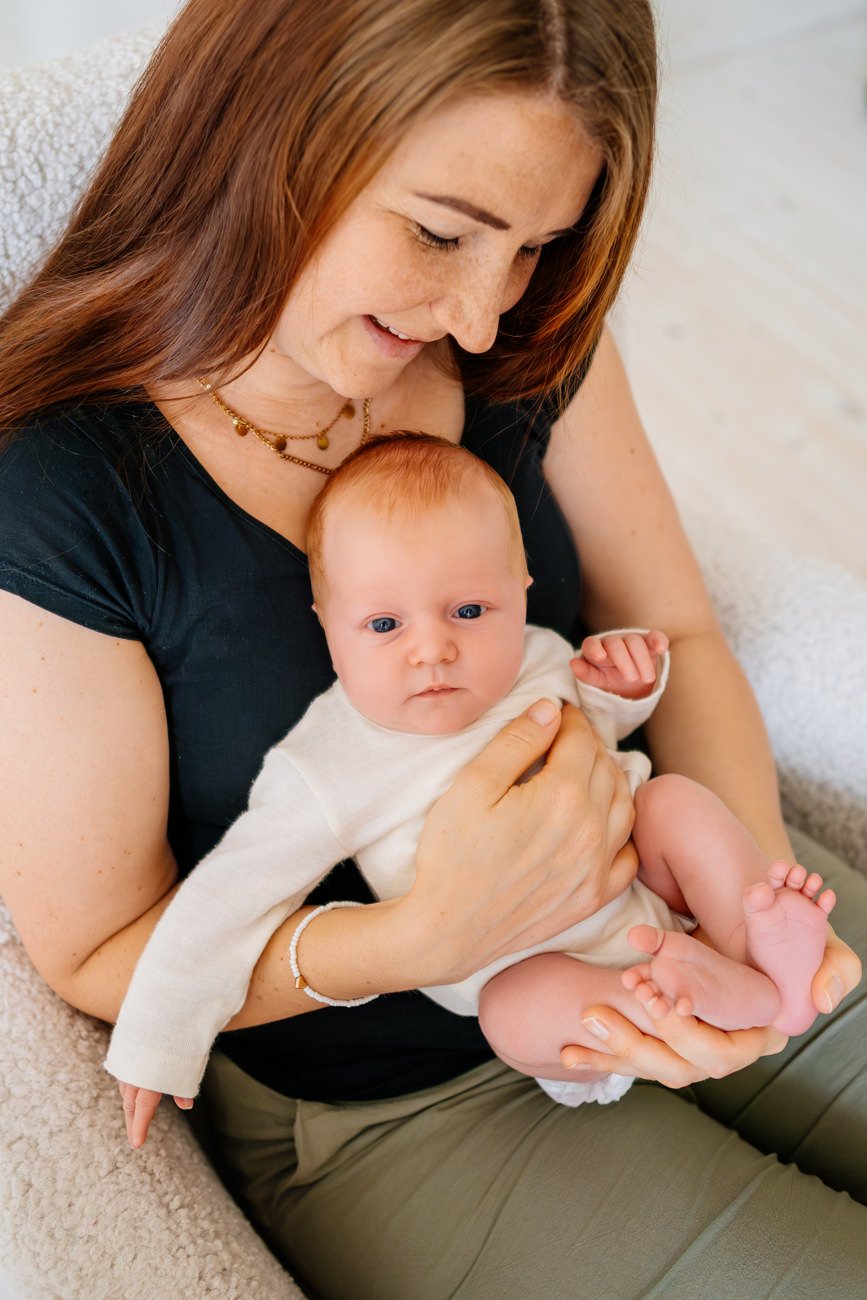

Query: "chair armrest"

xmin=686 ymin=506 xmax=867 ymax=877
xmin=0 ymin=25 xmax=305 ymax=1297
xmin=0 ymin=23 xmax=164 ymax=308
xmin=0 ymin=902 xmax=303 ymax=1298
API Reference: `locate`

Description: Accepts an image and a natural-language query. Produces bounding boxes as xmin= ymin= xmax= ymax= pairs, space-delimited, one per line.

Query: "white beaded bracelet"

xmin=289 ymin=901 xmax=380 ymax=1008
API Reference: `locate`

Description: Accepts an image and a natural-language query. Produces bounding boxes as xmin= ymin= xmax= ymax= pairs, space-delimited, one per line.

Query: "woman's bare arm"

xmin=542 ymin=328 xmax=860 ymax=1073
xmin=0 ymin=593 xmax=335 ymax=1025
xmin=544 ymin=328 xmax=791 ymax=856
xmin=0 ymin=592 xmax=179 ymax=1018
xmin=1 ymin=591 xmax=638 ymax=1033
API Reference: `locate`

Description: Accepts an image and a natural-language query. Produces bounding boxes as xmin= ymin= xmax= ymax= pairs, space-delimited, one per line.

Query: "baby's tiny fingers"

xmin=604 ymin=637 xmax=640 ymax=683
xmin=622 ymin=634 xmax=656 ymax=683
xmin=128 ymin=1088 xmax=163 ymax=1149
xmin=646 ymin=630 xmax=669 ymax=655
xmin=581 ymin=635 xmax=608 ymax=663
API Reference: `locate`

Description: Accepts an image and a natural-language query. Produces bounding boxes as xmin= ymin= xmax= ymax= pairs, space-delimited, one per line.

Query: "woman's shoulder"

xmin=0 ymin=401 xmax=167 ymax=639
xmin=2 ymin=399 xmax=166 ymax=471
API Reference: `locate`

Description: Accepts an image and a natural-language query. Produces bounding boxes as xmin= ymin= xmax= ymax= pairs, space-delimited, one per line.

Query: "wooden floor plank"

xmin=624 ymin=15 xmax=867 ymax=575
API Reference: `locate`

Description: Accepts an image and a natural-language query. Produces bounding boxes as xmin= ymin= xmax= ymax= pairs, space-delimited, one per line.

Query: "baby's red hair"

xmin=306 ymin=432 xmax=527 ymax=605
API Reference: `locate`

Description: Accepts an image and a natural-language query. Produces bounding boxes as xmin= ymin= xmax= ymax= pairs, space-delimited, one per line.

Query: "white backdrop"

xmin=1 ymin=0 xmax=853 ymax=71
xmin=1 ymin=0 xmax=173 ymax=68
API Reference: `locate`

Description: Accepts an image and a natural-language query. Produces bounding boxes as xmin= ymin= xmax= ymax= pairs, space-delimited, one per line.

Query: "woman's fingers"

xmin=560 ymin=1006 xmax=786 ymax=1088
xmin=604 ymin=841 xmax=640 ymax=904
xmin=413 ymin=701 xmax=634 ymax=977
xmin=452 ymin=698 xmax=563 ymax=806
xmin=559 ymin=713 xmax=633 ymax=851
xmin=811 ymin=927 xmax=862 ymax=1014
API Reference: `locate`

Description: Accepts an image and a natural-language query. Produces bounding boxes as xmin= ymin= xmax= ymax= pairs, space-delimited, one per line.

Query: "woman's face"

xmin=269 ymin=91 xmax=603 ymax=398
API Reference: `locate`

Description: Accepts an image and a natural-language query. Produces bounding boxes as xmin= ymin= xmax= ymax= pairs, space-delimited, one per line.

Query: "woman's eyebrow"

xmin=412 ymin=192 xmax=575 ymax=238
xmin=413 ymin=192 xmax=510 ymax=229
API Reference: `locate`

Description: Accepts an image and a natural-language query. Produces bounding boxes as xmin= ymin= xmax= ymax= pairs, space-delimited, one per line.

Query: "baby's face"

xmin=315 ymin=489 xmax=529 ymax=735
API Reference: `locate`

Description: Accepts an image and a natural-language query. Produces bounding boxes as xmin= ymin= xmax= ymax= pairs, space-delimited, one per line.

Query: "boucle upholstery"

xmin=1 ymin=22 xmax=865 ymax=1300
xmin=685 ymin=508 xmax=867 ymax=879
xmin=0 ymin=24 xmax=304 ymax=1300
xmin=0 ymin=23 xmax=165 ymax=309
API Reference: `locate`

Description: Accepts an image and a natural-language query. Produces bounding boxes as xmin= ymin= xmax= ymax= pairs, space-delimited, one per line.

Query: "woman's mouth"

xmin=371 ymin=316 xmax=419 ymax=341
xmin=364 ymin=315 xmax=429 ymax=358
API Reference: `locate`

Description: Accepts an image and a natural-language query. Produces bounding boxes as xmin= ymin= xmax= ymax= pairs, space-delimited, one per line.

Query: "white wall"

xmin=657 ymin=0 xmax=864 ymax=65
xmin=0 ymin=0 xmax=174 ymax=69
xmin=2 ymin=0 xmax=858 ymax=71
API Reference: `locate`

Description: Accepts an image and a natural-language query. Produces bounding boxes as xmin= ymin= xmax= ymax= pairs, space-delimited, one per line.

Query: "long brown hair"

xmin=0 ymin=0 xmax=656 ymax=438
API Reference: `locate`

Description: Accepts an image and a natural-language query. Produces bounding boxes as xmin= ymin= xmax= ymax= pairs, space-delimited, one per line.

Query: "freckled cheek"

xmin=374 ymin=258 xmax=445 ymax=310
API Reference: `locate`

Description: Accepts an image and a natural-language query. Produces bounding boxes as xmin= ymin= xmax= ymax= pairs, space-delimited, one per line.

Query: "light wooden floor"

xmin=623 ymin=6 xmax=867 ymax=577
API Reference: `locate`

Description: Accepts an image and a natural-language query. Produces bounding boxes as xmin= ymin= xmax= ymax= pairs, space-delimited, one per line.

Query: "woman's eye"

xmin=415 ymin=224 xmax=541 ymax=262
xmin=414 ymin=224 xmax=460 ymax=252
xmin=454 ymin=604 xmax=486 ymax=620
xmin=368 ymin=616 xmax=399 ymax=634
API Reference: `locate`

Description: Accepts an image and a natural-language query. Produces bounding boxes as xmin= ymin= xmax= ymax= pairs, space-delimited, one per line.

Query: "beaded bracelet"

xmin=289 ymin=901 xmax=381 ymax=1007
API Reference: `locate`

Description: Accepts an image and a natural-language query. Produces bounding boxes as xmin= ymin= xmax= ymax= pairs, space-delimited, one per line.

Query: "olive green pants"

xmin=199 ymin=829 xmax=867 ymax=1300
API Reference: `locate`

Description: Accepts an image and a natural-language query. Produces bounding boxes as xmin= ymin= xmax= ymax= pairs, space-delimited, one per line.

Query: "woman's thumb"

xmin=525 ymin=698 xmax=560 ymax=726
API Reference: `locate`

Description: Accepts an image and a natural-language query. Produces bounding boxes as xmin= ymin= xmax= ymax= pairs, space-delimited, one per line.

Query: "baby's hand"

xmin=572 ymin=630 xmax=669 ymax=700
xmin=118 ymin=1080 xmax=193 ymax=1149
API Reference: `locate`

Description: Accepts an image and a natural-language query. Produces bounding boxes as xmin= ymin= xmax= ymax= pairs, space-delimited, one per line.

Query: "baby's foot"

xmin=622 ymin=927 xmax=781 ymax=1030
xmin=743 ymin=861 xmax=835 ymax=1035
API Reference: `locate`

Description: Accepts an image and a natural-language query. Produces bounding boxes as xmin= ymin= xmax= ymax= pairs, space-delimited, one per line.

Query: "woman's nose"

xmin=430 ymin=266 xmax=506 ymax=354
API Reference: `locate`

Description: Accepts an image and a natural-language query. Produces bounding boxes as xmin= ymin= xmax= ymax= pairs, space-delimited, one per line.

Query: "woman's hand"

xmin=812 ymin=925 xmax=861 ymax=1016
xmin=559 ymin=1005 xmax=788 ymax=1088
xmin=558 ymin=926 xmax=861 ymax=1086
xmin=401 ymin=700 xmax=637 ymax=988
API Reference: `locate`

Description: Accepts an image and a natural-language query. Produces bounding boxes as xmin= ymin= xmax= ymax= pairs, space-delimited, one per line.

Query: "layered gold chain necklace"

xmin=196 ymin=378 xmax=372 ymax=476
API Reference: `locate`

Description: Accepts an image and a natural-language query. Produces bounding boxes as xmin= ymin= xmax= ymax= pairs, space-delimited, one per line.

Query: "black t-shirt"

xmin=0 ymin=394 xmax=584 ymax=1101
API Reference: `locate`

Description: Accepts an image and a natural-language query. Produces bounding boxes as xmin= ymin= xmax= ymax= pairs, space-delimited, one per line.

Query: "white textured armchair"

xmin=1 ymin=25 xmax=865 ymax=1300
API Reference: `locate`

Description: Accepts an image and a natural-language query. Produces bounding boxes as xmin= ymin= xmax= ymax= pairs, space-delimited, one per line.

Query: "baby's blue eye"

xmin=368 ymin=616 xmax=399 ymax=634
xmin=455 ymin=604 xmax=485 ymax=620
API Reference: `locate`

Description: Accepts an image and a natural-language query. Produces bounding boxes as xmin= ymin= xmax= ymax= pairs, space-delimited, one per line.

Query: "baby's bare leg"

xmin=632 ymin=774 xmax=770 ymax=954
xmin=627 ymin=777 xmax=835 ymax=1033
xmin=478 ymin=952 xmax=659 ymax=1085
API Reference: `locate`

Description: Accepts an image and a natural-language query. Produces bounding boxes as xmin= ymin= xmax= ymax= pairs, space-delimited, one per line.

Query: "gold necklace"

xmin=197 ymin=378 xmax=372 ymax=475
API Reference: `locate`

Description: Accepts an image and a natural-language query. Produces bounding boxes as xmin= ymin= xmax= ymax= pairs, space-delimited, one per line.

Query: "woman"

xmin=0 ymin=1 xmax=863 ymax=1296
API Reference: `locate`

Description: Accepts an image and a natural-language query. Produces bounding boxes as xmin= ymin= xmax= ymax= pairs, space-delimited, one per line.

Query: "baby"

xmin=107 ymin=433 xmax=835 ymax=1141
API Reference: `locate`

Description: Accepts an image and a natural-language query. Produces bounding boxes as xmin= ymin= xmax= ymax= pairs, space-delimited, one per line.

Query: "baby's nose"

xmin=408 ymin=624 xmax=457 ymax=666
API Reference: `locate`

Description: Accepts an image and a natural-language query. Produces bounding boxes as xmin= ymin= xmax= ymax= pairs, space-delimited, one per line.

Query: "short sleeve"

xmin=0 ymin=410 xmax=158 ymax=638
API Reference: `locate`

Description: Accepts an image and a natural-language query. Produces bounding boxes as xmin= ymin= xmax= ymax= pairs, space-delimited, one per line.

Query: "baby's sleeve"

xmin=104 ymin=744 xmax=346 ymax=1098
